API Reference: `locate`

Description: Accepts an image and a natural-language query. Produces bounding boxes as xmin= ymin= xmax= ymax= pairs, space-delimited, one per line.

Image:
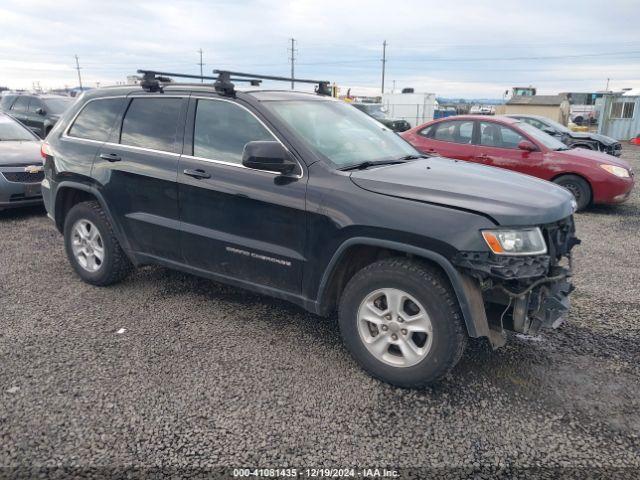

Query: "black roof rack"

xmin=136 ymin=69 xmax=331 ymax=97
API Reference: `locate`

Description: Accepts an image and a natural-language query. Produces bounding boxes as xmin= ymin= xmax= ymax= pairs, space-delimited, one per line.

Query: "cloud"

xmin=0 ymin=0 xmax=638 ymax=96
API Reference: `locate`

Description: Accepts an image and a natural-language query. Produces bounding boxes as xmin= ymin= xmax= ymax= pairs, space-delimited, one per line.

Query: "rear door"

xmin=60 ymin=96 xmax=127 ymax=179
xmin=9 ymin=96 xmax=32 ymax=132
xmin=178 ymin=96 xmax=307 ymax=294
xmin=93 ymin=95 xmax=188 ymax=261
xmin=411 ymin=119 xmax=477 ymax=161
xmin=476 ymin=121 xmax=544 ymax=176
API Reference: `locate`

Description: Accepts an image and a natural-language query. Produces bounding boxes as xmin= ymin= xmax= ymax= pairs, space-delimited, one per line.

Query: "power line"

xmin=74 ymin=54 xmax=83 ymax=89
xmin=381 ymin=40 xmax=387 ymax=94
xmin=288 ymin=38 xmax=297 ymax=89
xmin=197 ymin=48 xmax=204 ymax=82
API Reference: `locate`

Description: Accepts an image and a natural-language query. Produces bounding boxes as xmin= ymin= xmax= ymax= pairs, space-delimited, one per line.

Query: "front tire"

xmin=553 ymin=174 xmax=591 ymax=211
xmin=338 ymin=258 xmax=467 ymax=387
xmin=64 ymin=201 xmax=132 ymax=286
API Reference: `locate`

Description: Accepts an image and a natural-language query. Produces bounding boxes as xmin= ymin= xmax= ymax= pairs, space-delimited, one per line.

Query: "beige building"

xmin=495 ymin=95 xmax=571 ymax=124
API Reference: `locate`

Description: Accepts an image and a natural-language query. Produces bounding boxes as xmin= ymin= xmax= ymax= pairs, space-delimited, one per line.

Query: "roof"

xmin=83 ymin=84 xmax=332 ymax=102
xmin=431 ymin=114 xmax=520 ymax=124
xmin=507 ymin=94 xmax=568 ymax=106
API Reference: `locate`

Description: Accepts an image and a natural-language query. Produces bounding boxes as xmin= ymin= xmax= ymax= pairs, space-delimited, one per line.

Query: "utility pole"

xmin=74 ymin=54 xmax=83 ymax=89
xmin=606 ymin=77 xmax=610 ymax=91
xmin=381 ymin=40 xmax=387 ymax=94
xmin=288 ymin=38 xmax=297 ymax=90
xmin=197 ymin=48 xmax=204 ymax=83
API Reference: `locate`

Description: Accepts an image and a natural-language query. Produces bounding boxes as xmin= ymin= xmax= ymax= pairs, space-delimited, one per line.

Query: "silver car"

xmin=0 ymin=113 xmax=43 ymax=211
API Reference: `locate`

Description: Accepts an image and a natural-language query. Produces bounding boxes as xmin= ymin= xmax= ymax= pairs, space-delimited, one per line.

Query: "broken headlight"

xmin=481 ymin=227 xmax=547 ymax=256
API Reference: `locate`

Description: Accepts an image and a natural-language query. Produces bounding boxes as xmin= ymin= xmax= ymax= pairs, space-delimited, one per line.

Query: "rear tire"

xmin=553 ymin=174 xmax=591 ymax=211
xmin=338 ymin=258 xmax=467 ymax=387
xmin=64 ymin=201 xmax=132 ymax=286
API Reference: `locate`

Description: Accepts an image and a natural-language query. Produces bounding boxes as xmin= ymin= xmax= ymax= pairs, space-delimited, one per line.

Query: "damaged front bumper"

xmin=454 ymin=217 xmax=580 ymax=347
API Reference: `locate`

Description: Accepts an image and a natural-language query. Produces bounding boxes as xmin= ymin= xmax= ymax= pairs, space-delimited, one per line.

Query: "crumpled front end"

xmin=454 ymin=216 xmax=580 ymax=344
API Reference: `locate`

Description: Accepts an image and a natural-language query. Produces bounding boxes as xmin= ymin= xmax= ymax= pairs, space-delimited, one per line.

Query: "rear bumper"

xmin=0 ymin=170 xmax=43 ymax=210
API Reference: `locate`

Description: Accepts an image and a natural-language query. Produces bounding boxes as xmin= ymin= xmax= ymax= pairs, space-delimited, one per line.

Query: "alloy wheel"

xmin=71 ymin=219 xmax=105 ymax=272
xmin=357 ymin=288 xmax=433 ymax=367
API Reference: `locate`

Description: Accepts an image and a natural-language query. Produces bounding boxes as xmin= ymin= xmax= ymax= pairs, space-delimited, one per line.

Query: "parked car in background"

xmin=0 ymin=113 xmax=43 ymax=211
xmin=401 ymin=115 xmax=634 ymax=210
xmin=507 ymin=114 xmax=622 ymax=157
xmin=351 ymin=103 xmax=411 ymax=132
xmin=1 ymin=93 xmax=74 ymax=138
xmin=41 ymin=72 xmax=579 ymax=387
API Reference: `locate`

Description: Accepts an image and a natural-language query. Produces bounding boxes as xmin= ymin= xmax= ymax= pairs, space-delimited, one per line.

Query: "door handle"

xmin=99 ymin=153 xmax=121 ymax=162
xmin=183 ymin=168 xmax=211 ymax=179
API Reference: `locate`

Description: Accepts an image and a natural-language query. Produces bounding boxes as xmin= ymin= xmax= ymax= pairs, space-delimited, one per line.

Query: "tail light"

xmin=41 ymin=142 xmax=52 ymax=161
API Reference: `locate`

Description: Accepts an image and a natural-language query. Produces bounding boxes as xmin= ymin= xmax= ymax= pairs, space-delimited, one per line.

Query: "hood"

xmin=569 ymin=131 xmax=618 ymax=145
xmin=551 ymin=147 xmax=632 ymax=169
xmin=0 ymin=140 xmax=42 ymax=166
xmin=350 ymin=157 xmax=575 ymax=226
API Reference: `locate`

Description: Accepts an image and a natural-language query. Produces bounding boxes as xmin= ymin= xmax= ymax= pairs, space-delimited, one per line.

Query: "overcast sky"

xmin=1 ymin=0 xmax=639 ymax=98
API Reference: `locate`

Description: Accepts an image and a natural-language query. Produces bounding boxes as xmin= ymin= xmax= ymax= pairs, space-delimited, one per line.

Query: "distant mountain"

xmin=437 ymin=97 xmax=506 ymax=105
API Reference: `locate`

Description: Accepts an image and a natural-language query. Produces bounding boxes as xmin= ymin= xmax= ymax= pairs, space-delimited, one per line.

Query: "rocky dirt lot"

xmin=1 ymin=146 xmax=639 ymax=478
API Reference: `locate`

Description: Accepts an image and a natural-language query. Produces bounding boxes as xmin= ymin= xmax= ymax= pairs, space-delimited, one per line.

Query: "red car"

xmin=401 ymin=115 xmax=635 ymax=210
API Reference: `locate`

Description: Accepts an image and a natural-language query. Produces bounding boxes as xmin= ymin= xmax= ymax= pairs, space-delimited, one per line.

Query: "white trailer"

xmin=382 ymin=91 xmax=436 ymax=128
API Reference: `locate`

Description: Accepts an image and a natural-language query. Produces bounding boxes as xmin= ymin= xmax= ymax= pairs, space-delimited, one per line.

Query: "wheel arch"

xmin=550 ymin=172 xmax=593 ymax=203
xmin=315 ymin=237 xmax=491 ymax=340
xmin=53 ymin=182 xmax=135 ymax=260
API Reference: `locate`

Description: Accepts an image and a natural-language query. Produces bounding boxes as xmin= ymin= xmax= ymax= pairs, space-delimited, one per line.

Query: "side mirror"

xmin=542 ymin=127 xmax=556 ymax=135
xmin=518 ymin=140 xmax=537 ymax=152
xmin=35 ymin=108 xmax=46 ymax=115
xmin=242 ymin=141 xmax=297 ymax=175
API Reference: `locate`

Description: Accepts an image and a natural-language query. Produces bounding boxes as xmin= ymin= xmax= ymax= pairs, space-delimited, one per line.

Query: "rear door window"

xmin=432 ymin=120 xmax=474 ymax=144
xmin=193 ymin=99 xmax=275 ymax=164
xmin=120 ymin=97 xmax=182 ymax=153
xmin=11 ymin=96 xmax=30 ymax=113
xmin=68 ymin=98 xmax=125 ymax=142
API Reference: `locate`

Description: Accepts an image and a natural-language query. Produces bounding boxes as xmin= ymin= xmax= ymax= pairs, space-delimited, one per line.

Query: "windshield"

xmin=517 ymin=122 xmax=568 ymax=150
xmin=264 ymin=100 xmax=417 ymax=167
xmin=43 ymin=97 xmax=72 ymax=115
xmin=539 ymin=117 xmax=572 ymax=134
xmin=0 ymin=116 xmax=37 ymax=141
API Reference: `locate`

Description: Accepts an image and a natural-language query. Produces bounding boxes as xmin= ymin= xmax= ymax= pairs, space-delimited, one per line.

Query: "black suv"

xmin=41 ymin=70 xmax=579 ymax=387
xmin=1 ymin=93 xmax=74 ymax=138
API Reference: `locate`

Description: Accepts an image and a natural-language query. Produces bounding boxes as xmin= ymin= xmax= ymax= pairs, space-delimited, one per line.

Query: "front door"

xmin=93 ymin=95 xmax=188 ymax=261
xmin=476 ymin=121 xmax=544 ymax=175
xmin=178 ymin=97 xmax=307 ymax=295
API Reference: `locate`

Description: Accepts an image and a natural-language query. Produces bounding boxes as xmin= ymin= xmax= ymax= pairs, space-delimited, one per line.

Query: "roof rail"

xmin=213 ymin=70 xmax=331 ymax=96
xmin=137 ymin=70 xmax=262 ymax=94
xmin=136 ymin=69 xmax=331 ymax=97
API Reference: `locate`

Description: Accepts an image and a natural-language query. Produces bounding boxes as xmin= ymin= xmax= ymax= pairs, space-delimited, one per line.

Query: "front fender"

xmin=315 ymin=237 xmax=495 ymax=341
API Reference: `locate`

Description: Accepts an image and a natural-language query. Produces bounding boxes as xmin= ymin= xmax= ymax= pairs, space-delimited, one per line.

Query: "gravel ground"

xmin=1 ymin=146 xmax=639 ymax=478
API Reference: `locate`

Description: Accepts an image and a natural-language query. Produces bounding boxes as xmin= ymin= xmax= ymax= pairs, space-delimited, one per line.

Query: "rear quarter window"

xmin=68 ymin=98 xmax=125 ymax=142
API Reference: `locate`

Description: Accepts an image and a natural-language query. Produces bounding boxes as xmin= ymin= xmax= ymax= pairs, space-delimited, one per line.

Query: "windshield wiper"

xmin=340 ymin=159 xmax=408 ymax=171
xmin=340 ymin=154 xmax=428 ymax=171
xmin=398 ymin=154 xmax=430 ymax=160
